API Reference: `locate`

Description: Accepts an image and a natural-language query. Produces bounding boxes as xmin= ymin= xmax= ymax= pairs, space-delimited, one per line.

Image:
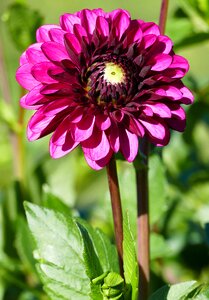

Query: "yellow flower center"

xmin=103 ymin=62 xmax=125 ymax=84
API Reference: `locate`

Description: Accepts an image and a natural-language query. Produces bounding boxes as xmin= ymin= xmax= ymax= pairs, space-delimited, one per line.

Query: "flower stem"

xmin=159 ymin=0 xmax=169 ymax=35
xmin=106 ymin=156 xmax=124 ymax=277
xmin=135 ymin=139 xmax=149 ymax=300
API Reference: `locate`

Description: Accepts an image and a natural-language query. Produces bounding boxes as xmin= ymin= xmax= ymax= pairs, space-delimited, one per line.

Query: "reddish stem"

xmin=106 ymin=156 xmax=124 ymax=277
xmin=136 ymin=139 xmax=150 ymax=300
xmin=159 ymin=0 xmax=170 ymax=35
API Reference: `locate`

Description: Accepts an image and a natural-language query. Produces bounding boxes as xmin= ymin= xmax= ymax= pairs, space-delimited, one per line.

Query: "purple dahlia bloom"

xmin=16 ymin=9 xmax=193 ymax=170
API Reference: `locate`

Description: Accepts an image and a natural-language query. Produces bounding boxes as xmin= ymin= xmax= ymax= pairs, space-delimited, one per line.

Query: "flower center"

xmin=85 ymin=56 xmax=139 ymax=106
xmin=103 ymin=62 xmax=125 ymax=85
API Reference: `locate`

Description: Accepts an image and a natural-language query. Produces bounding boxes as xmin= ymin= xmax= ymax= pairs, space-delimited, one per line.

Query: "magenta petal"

xmin=157 ymin=35 xmax=173 ymax=54
xmin=16 ymin=64 xmax=39 ymax=90
xmin=107 ymin=9 xmax=130 ymax=21
xmin=27 ymin=111 xmax=54 ymax=141
xmin=20 ymin=94 xmax=41 ymax=109
xmin=107 ymin=121 xmax=120 ymax=152
xmin=64 ymin=33 xmax=82 ymax=66
xmin=20 ymin=51 xmax=28 ymax=65
xmin=111 ymin=10 xmax=130 ymax=40
xmin=49 ymin=28 xmax=65 ymax=44
xmin=80 ymin=9 xmax=98 ymax=37
xmin=176 ymin=84 xmax=194 ymax=104
xmin=124 ymin=20 xmax=142 ymax=45
xmin=119 ymin=129 xmax=138 ymax=162
xmin=26 ymin=43 xmax=47 ymax=64
xmin=71 ymin=114 xmax=95 ymax=142
xmin=82 ymin=129 xmax=110 ymax=161
xmin=36 ymin=25 xmax=60 ymax=42
xmin=25 ymin=84 xmax=43 ymax=105
xmin=170 ymin=55 xmax=189 ymax=71
xmin=95 ymin=114 xmax=111 ymax=130
xmin=170 ymin=105 xmax=185 ymax=120
xmin=146 ymin=103 xmax=172 ymax=118
xmin=150 ymin=54 xmax=172 ymax=71
xmin=153 ymin=85 xmax=182 ymax=100
xmin=60 ymin=14 xmax=80 ymax=32
xmin=31 ymin=62 xmax=58 ymax=83
xmin=84 ymin=149 xmax=113 ymax=170
xmin=140 ymin=21 xmax=160 ymax=36
xmin=41 ymin=42 xmax=69 ymax=63
xmin=68 ymin=106 xmax=84 ymax=123
xmin=142 ymin=34 xmax=157 ymax=50
xmin=128 ymin=117 xmax=145 ymax=137
xmin=42 ymin=99 xmax=70 ymax=116
xmin=140 ymin=118 xmax=170 ymax=145
xmin=51 ymin=116 xmax=71 ymax=145
xmin=50 ymin=131 xmax=79 ymax=158
xmin=95 ymin=16 xmax=109 ymax=38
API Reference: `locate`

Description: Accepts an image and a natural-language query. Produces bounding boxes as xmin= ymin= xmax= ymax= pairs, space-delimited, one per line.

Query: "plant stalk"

xmin=159 ymin=0 xmax=169 ymax=35
xmin=136 ymin=138 xmax=149 ymax=300
xmin=135 ymin=1 xmax=170 ymax=299
xmin=106 ymin=156 xmax=124 ymax=277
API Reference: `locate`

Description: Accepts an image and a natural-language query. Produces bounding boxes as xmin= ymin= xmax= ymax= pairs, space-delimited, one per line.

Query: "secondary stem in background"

xmin=0 ymin=34 xmax=25 ymax=185
xmin=106 ymin=156 xmax=124 ymax=277
xmin=135 ymin=139 xmax=149 ymax=300
xmin=136 ymin=1 xmax=170 ymax=299
xmin=159 ymin=0 xmax=169 ymax=35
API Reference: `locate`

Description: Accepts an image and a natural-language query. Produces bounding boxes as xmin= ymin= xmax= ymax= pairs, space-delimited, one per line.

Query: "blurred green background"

xmin=1 ymin=0 xmax=209 ymax=299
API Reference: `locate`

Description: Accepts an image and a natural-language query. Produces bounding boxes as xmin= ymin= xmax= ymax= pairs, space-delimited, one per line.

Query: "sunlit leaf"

xmin=123 ymin=212 xmax=138 ymax=300
xmin=149 ymin=281 xmax=199 ymax=300
xmin=25 ymin=202 xmax=91 ymax=300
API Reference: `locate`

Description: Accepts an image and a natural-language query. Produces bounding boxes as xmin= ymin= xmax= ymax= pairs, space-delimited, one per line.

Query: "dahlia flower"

xmin=16 ymin=8 xmax=193 ymax=170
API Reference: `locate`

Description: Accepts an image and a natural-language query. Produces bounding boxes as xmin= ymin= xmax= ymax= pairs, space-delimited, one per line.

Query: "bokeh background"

xmin=1 ymin=0 xmax=209 ymax=299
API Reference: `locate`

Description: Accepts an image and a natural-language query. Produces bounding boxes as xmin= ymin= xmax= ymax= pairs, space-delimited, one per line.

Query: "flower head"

xmin=16 ymin=9 xmax=193 ymax=170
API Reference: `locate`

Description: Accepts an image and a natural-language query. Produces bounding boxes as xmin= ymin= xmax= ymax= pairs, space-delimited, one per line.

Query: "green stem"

xmin=0 ymin=33 xmax=25 ymax=184
xmin=106 ymin=156 xmax=124 ymax=277
xmin=135 ymin=139 xmax=150 ymax=300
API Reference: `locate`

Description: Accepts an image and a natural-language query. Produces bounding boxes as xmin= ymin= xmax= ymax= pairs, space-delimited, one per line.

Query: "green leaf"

xmin=149 ymin=154 xmax=168 ymax=224
xmin=150 ymin=233 xmax=173 ymax=260
xmin=2 ymin=3 xmax=43 ymax=51
xmin=76 ymin=222 xmax=103 ymax=279
xmin=197 ymin=0 xmax=209 ymax=15
xmin=77 ymin=218 xmax=119 ymax=273
xmin=123 ymin=212 xmax=138 ymax=300
xmin=177 ymin=0 xmax=209 ymax=32
xmin=175 ymin=32 xmax=209 ymax=49
xmin=25 ymin=202 xmax=91 ymax=300
xmin=149 ymin=281 xmax=198 ymax=300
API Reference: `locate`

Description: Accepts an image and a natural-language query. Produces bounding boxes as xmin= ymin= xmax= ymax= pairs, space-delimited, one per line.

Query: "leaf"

xmin=177 ymin=0 xmax=209 ymax=32
xmin=150 ymin=233 xmax=174 ymax=260
xmin=149 ymin=281 xmax=198 ymax=300
xmin=149 ymin=154 xmax=168 ymax=224
xmin=123 ymin=212 xmax=138 ymax=300
xmin=76 ymin=222 xmax=103 ymax=279
xmin=77 ymin=218 xmax=119 ymax=273
xmin=197 ymin=0 xmax=209 ymax=15
xmin=175 ymin=32 xmax=209 ymax=49
xmin=25 ymin=202 xmax=91 ymax=300
xmin=2 ymin=3 xmax=43 ymax=51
